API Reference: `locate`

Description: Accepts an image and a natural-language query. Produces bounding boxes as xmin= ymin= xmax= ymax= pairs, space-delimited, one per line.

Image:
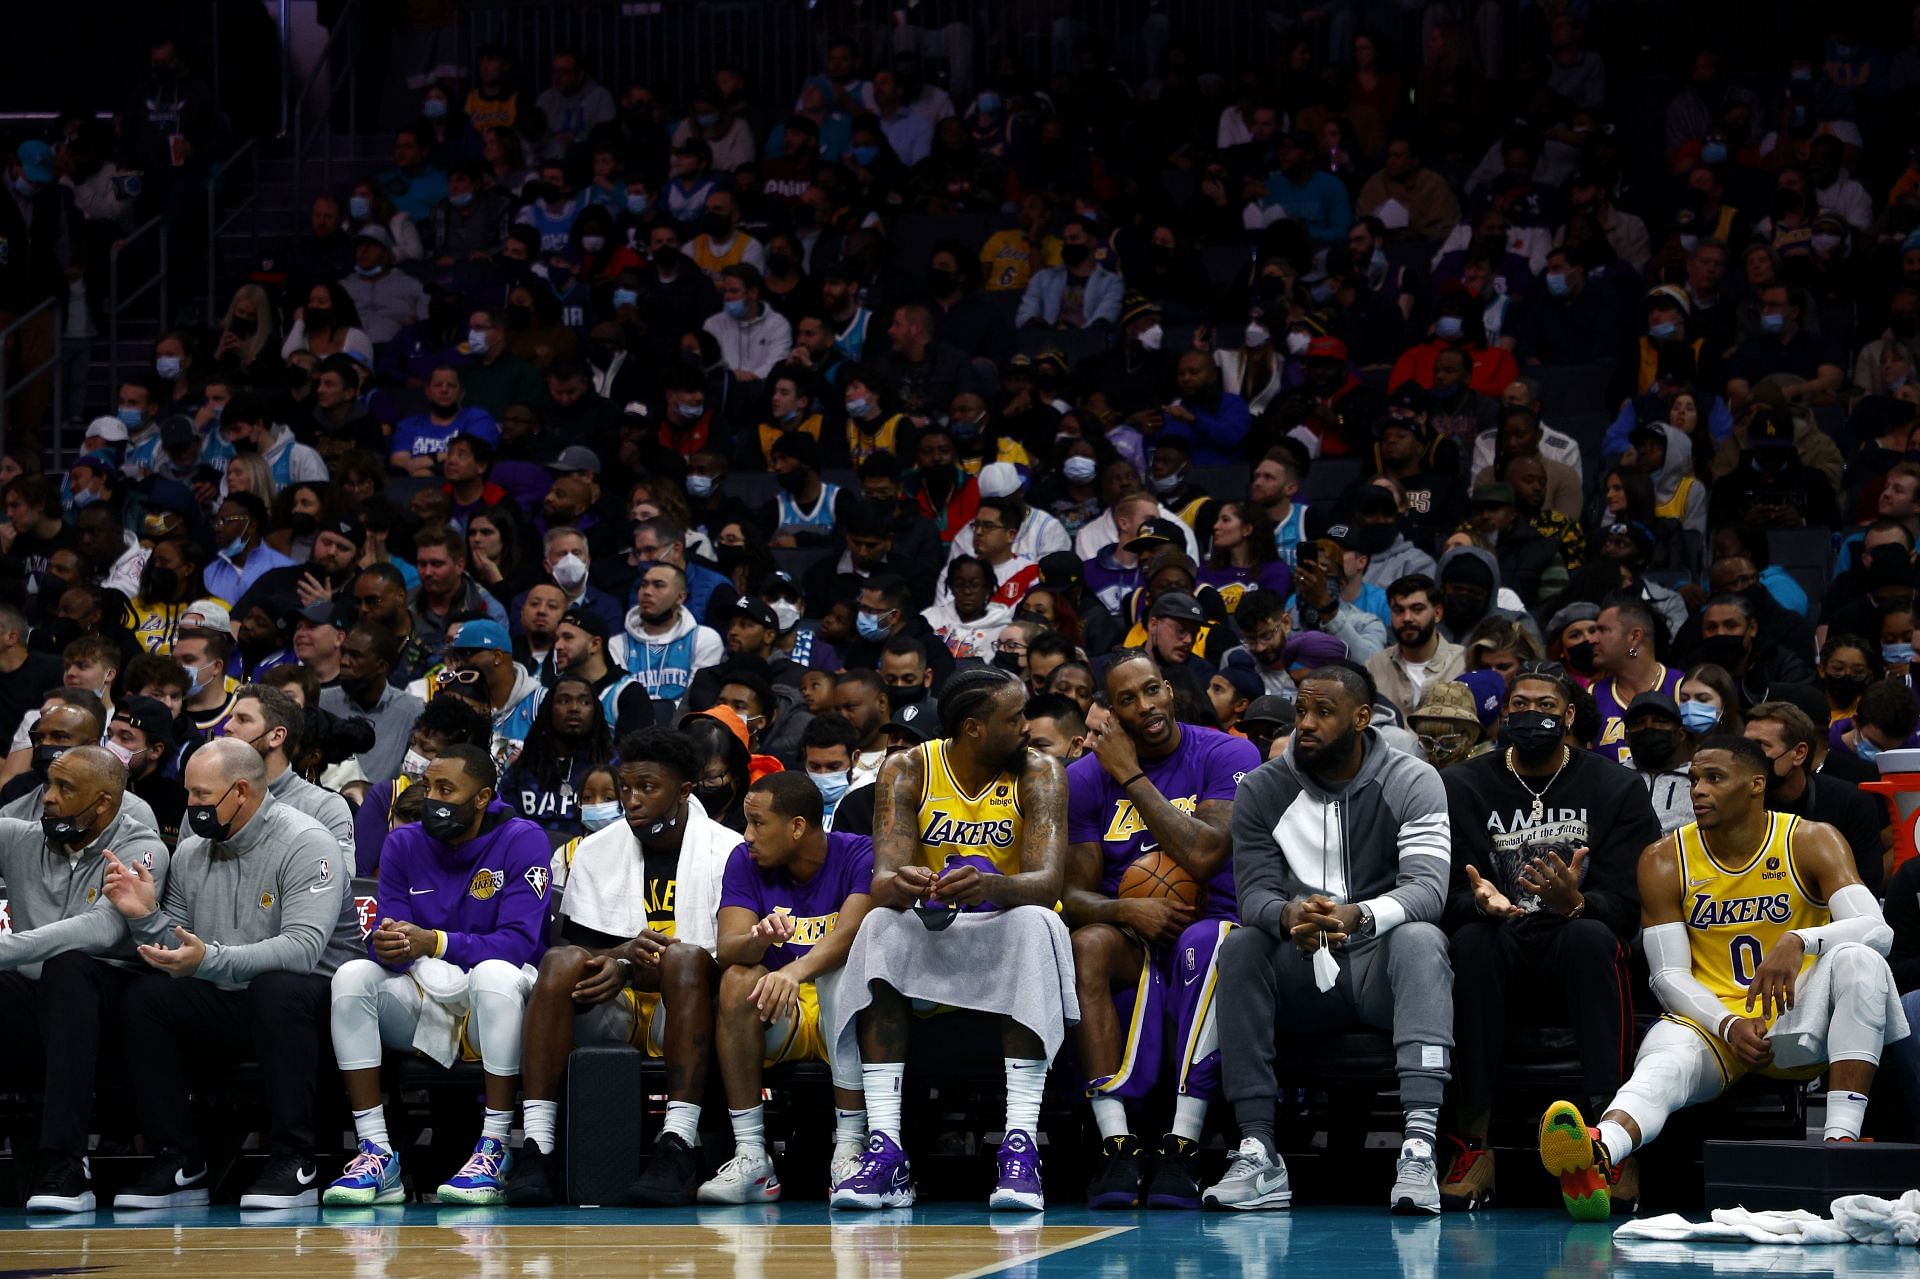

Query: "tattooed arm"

xmin=869 ymin=747 xmax=936 ymax=910
xmin=995 ymin=749 xmax=1069 ymax=908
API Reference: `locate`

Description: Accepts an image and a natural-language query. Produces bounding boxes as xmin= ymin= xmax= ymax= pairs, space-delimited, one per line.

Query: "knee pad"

xmin=468 ymin=959 xmax=528 ymax=1002
xmin=330 ymin=958 xmax=384 ymax=1001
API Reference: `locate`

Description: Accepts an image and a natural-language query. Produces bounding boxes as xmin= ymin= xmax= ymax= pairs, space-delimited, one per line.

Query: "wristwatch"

xmin=1354 ymin=903 xmax=1376 ymax=939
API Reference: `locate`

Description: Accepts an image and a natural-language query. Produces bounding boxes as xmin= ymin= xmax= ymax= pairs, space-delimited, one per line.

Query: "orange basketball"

xmin=1117 ymin=850 xmax=1204 ymax=910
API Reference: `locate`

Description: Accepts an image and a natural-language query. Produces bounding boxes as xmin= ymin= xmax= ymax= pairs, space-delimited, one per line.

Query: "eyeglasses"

xmin=697 ymin=771 xmax=732 ymax=789
xmin=971 ymin=520 xmax=1005 ymax=533
xmin=436 ymin=667 xmax=483 ymax=687
xmin=211 ymin=513 xmax=250 ymax=528
xmin=1417 ymin=732 xmax=1468 ymax=755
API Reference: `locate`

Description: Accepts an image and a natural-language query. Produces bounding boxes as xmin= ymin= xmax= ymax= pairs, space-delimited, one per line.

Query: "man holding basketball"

xmin=1065 ymin=650 xmax=1262 ymax=1209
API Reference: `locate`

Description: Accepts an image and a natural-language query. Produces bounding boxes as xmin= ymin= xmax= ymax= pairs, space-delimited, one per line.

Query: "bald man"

xmin=0 ymin=702 xmax=162 ymax=832
xmin=103 ymin=738 xmax=361 ymax=1212
xmin=0 ymin=747 xmax=168 ymax=1213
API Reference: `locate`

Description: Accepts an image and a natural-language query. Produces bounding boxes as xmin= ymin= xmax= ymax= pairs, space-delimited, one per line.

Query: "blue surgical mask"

xmin=155 ymin=355 xmax=183 ymax=380
xmin=467 ymin=328 xmax=489 ymax=355
xmin=613 ymin=288 xmax=639 ymax=308
xmin=696 ymin=111 xmax=721 ymax=128
xmin=423 ymin=97 xmax=449 ymax=120
xmin=181 ymin=662 xmax=213 ymax=697
xmin=450 ymin=190 xmax=474 ymax=208
xmin=1434 ymin=315 xmax=1464 ymax=340
xmin=850 ymin=145 xmax=880 ymax=166
xmin=1760 ymin=312 xmax=1786 ymax=335
xmin=222 ymin=533 xmax=249 ymax=559
xmin=69 ymin=489 xmax=100 ymax=510
xmin=686 ymin=474 xmax=716 ymax=498
xmin=1648 ymin=321 xmax=1678 ymax=341
xmin=856 ymin=610 xmax=891 ymax=641
xmin=626 ymin=192 xmax=649 ymax=215
xmin=1856 ymin=735 xmax=1884 ymax=764
xmin=676 ymin=401 xmax=705 ymax=421
xmin=354 ymin=263 xmax=382 ymax=277
xmin=846 ymin=396 xmax=871 ymax=418
xmin=810 ymin=770 xmax=851 ymax=807
xmin=1544 ymin=272 xmax=1571 ymax=298
xmin=1679 ymin=700 xmax=1721 ymax=735
xmin=117 ymin=407 xmax=146 ymax=429
xmin=1063 ymin=456 xmax=1097 ymax=484
xmin=348 ymin=195 xmax=372 ymax=220
xmin=724 ymin=298 xmax=750 ymax=319
xmin=581 ymin=800 xmax=622 ymax=832
xmin=1702 ymin=141 xmax=1729 ymax=165
xmin=1884 ymin=642 xmax=1915 ymax=665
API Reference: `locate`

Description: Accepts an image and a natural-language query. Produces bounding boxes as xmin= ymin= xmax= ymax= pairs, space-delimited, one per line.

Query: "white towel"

xmin=409 ymin=956 xmax=471 ymax=1067
xmin=1614 ymin=1191 xmax=1920 ymax=1247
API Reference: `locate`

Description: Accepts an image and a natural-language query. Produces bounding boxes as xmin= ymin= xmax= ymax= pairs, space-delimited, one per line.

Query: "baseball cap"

xmin=1239 ymin=695 xmax=1296 ymax=735
xmin=770 ymin=431 xmax=821 ymax=469
xmin=1386 ymin=383 xmax=1428 ymax=416
xmin=179 ymin=599 xmax=232 ymax=636
xmin=1304 ymin=335 xmax=1348 ymax=362
xmin=1626 ymin=691 xmax=1683 ymax=724
xmin=715 ymin=596 xmax=778 ymax=630
xmin=111 ymin=695 xmax=176 ymax=753
xmin=1147 ymin=591 xmax=1206 ymax=624
xmin=1469 ymin=482 xmax=1516 ymax=507
xmin=449 ymin=619 xmax=513 ymax=654
xmin=1748 ymin=408 xmax=1794 ymax=450
xmin=354 ymin=224 xmax=395 ymax=250
xmin=547 ymin=445 xmax=602 ymax=475
xmin=321 ymin=515 xmax=367 ymax=547
xmin=1120 ymin=294 xmax=1161 ymax=327
xmin=682 ymin=704 xmax=752 ymax=753
xmin=1219 ymin=666 xmax=1264 ymax=702
xmin=1454 ymin=669 xmax=1506 ymax=728
xmin=559 ymin=606 xmax=612 ymax=640
xmin=294 ymin=597 xmax=352 ymax=628
xmin=16 ymin=141 xmax=54 ymax=184
xmin=887 ymin=700 xmax=933 ymax=744
xmin=71 ymin=456 xmax=119 ymax=482
xmin=159 ymin=415 xmax=198 ymax=450
xmin=85 ymin=415 xmax=129 ymax=444
xmin=1038 ymin=552 xmax=1083 ymax=589
xmin=1645 ymin=283 xmax=1690 ymax=314
xmin=1124 ymin=517 xmax=1184 ymax=555
xmin=1627 ymin=423 xmax=1669 ymax=449
xmin=977 ymin=462 xmax=1024 ymax=499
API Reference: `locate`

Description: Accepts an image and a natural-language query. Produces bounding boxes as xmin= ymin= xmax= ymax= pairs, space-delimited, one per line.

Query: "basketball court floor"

xmin=0 ymin=1205 xmax=1915 ymax=1279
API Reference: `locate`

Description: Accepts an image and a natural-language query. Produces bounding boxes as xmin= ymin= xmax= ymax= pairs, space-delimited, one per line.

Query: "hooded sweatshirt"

xmin=1646 ymin=422 xmax=1707 ymax=540
xmin=1435 ymin=545 xmax=1536 ymax=642
xmin=370 ymin=800 xmax=551 ymax=972
xmin=0 ymin=809 xmax=170 ymax=976
xmin=489 ymin=663 xmax=548 ymax=764
xmin=609 ymin=605 xmax=724 ymax=703
xmin=1232 ymin=728 xmax=1450 ymax=940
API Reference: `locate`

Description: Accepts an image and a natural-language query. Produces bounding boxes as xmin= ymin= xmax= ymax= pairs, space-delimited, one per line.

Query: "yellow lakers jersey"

xmin=915 ymin=739 xmax=1024 ymax=876
xmin=1676 ymin=811 xmax=1825 ymax=1020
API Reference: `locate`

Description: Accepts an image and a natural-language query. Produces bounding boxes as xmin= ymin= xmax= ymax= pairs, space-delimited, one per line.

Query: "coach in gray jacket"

xmin=103 ymin=737 xmax=360 ymax=1213
xmin=1201 ymin=661 xmax=1455 ymax=1217
xmin=0 ymin=747 xmax=169 ymax=1213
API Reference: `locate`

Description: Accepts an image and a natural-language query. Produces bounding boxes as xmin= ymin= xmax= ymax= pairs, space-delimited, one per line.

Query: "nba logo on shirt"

xmin=524 ymin=866 xmax=550 ymax=900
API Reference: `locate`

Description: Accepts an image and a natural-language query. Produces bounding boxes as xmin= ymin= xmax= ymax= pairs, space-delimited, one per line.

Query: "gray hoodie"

xmin=131 ymin=792 xmax=360 ymax=990
xmin=1647 ymin=423 xmax=1707 ymax=540
xmin=1435 ymin=545 xmax=1544 ymax=647
xmin=1232 ymin=727 xmax=1450 ymax=941
xmin=0 ymin=809 xmax=170 ymax=977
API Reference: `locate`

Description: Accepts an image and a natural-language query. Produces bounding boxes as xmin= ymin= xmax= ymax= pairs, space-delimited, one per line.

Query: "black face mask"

xmin=143 ymin=564 xmax=181 ymax=600
xmin=694 ymin=782 xmax=734 ymax=816
xmin=1501 ymin=711 xmax=1565 ymax=760
xmin=1443 ymin=590 xmax=1489 ymax=632
xmin=586 ymin=340 xmax=619 ymax=367
xmin=1690 ymin=634 xmax=1749 ymax=672
xmin=43 ymin=616 xmax=83 ymax=652
xmin=305 ymin=307 xmax=335 ymax=332
xmin=1627 ymin=726 xmax=1680 ymax=772
xmin=186 ymin=782 xmax=239 ymax=842
xmin=776 ymin=468 xmax=812 ymax=494
xmin=889 ymin=682 xmax=927 ymax=707
xmin=700 ymin=213 xmax=733 ymax=241
xmin=229 ymin=315 xmax=257 ymax=338
xmin=30 ymin=744 xmax=68 ymax=780
xmin=926 ymin=267 xmax=955 ymax=294
xmin=992 ymin=651 xmax=1025 ymax=674
xmin=1059 ymin=243 xmax=1091 ymax=268
xmin=1564 ymin=640 xmax=1597 ymax=673
xmin=422 ymin=795 xmax=478 ymax=843
xmin=766 ymin=253 xmax=797 ymax=278
xmin=289 ymin=512 xmax=319 ymax=538
xmin=1824 ymin=673 xmax=1868 ymax=708
xmin=505 ymin=305 xmax=534 ymax=330
xmin=41 ymin=802 xmax=97 ymax=847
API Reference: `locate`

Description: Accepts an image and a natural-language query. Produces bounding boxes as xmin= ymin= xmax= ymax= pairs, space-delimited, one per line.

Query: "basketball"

xmin=1117 ymin=850 xmax=1204 ymax=910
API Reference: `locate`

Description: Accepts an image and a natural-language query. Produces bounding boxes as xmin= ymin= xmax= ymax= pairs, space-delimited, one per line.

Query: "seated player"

xmin=1204 ymin=661 xmax=1455 ymax=1214
xmin=830 ymin=666 xmax=1076 ymax=1212
xmin=1539 ymin=736 xmax=1910 ymax=1221
xmin=505 ymin=727 xmax=737 ymax=1208
xmin=696 ymin=772 xmax=875 ymax=1203
xmin=1065 ymin=651 xmax=1260 ymax=1209
xmin=323 ymin=745 xmax=550 ymax=1206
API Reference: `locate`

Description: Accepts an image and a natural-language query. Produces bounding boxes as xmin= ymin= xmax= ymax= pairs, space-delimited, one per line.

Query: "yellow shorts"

xmin=763 ymin=979 xmax=825 ymax=1068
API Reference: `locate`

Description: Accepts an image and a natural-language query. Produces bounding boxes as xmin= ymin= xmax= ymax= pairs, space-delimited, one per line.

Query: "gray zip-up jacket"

xmin=268 ymin=767 xmax=355 ymax=863
xmin=130 ymin=793 xmax=360 ymax=989
xmin=1232 ymin=727 xmax=1450 ymax=941
xmin=0 ymin=809 xmax=170 ymax=977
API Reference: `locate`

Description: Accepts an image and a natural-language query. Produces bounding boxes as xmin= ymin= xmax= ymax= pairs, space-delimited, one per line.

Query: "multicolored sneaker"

xmin=324 ymin=1141 xmax=405 ymax=1207
xmin=829 ymin=1140 xmax=865 ymax=1190
xmin=988 ymin=1130 xmax=1045 ymax=1212
xmin=830 ymin=1133 xmax=915 ymax=1210
xmin=1439 ymin=1138 xmax=1494 ymax=1212
xmin=437 ymin=1137 xmax=511 ymax=1206
xmin=697 ymin=1149 xmax=782 ymax=1204
xmin=1538 ymin=1100 xmax=1614 ymax=1222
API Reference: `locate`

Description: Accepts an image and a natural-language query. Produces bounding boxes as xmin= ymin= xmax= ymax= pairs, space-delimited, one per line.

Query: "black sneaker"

xmin=26 ymin=1152 xmax=94 ymax=1213
xmin=1086 ymin=1134 xmax=1146 ymax=1210
xmin=627 ymin=1132 xmax=701 ymax=1207
xmin=1147 ymin=1134 xmax=1202 ymax=1210
xmin=239 ymin=1154 xmax=321 ymax=1209
xmin=113 ymin=1152 xmax=210 ymax=1210
xmin=506 ymin=1142 xmax=556 ymax=1208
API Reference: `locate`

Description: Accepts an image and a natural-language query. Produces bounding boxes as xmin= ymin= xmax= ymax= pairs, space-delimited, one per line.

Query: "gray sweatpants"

xmin=1220 ymin=920 xmax=1455 ymax=1126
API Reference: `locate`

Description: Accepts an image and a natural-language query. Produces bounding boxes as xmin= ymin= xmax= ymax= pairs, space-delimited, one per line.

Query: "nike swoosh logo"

xmin=1688 ymin=877 xmax=1713 ymax=886
xmin=409 ymin=887 xmax=434 ymax=895
xmin=174 ymin=1169 xmax=198 ymax=1187
xmin=296 ymin=1167 xmax=317 ymax=1186
xmin=309 ymin=882 xmax=334 ymax=893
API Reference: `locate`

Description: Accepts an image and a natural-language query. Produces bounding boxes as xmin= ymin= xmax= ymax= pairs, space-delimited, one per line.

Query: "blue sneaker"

xmin=829 ymin=1133 xmax=915 ymax=1210
xmin=323 ymin=1141 xmax=404 ymax=1206
xmin=989 ymin=1130 xmax=1045 ymax=1211
xmin=437 ymin=1137 xmax=512 ymax=1206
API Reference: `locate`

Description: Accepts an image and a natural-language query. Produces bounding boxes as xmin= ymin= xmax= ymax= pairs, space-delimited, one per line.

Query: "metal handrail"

xmin=206 ymin=135 xmax=263 ymax=315
xmin=108 ymin=216 xmax=171 ymax=408
xmin=290 ymin=0 xmax=364 ymax=210
xmin=0 ymin=293 xmax=64 ymax=455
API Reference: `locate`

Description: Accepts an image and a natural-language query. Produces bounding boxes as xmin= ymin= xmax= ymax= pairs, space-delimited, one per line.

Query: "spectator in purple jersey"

xmin=1063 ymin=649 xmax=1262 ymax=1211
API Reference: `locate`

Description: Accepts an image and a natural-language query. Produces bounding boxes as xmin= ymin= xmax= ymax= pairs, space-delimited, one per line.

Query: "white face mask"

xmin=769 ymin=599 xmax=801 ymax=631
xmin=1287 ymin=331 xmax=1312 ymax=355
xmin=401 ymin=749 xmax=431 ymax=780
xmin=1245 ymin=322 xmax=1271 ymax=348
xmin=550 ymin=552 xmax=589 ymax=590
xmin=1137 ymin=323 xmax=1164 ymax=352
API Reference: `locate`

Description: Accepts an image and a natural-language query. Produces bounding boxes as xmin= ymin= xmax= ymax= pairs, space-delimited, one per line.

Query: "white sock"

xmin=663 ymin=1100 xmax=702 ymax=1147
xmin=864 ymin=1063 xmax=906 ymax=1143
xmin=730 ymin=1105 xmax=767 ymax=1158
xmin=1005 ymin=1058 xmax=1046 ymax=1136
xmin=1172 ymin=1094 xmax=1208 ymax=1142
xmin=1597 ymin=1119 xmax=1635 ymax=1166
xmin=834 ymin=1108 xmax=867 ymax=1149
xmin=522 ymin=1099 xmax=558 ymax=1152
xmin=481 ymin=1108 xmax=512 ymax=1142
xmin=352 ymin=1106 xmax=390 ymax=1152
xmin=1825 ymin=1091 xmax=1870 ymax=1141
xmin=1090 ymin=1094 xmax=1129 ymax=1141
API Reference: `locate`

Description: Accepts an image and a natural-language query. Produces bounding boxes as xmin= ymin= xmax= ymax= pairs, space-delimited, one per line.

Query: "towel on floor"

xmin=1614 ymin=1190 xmax=1920 ymax=1246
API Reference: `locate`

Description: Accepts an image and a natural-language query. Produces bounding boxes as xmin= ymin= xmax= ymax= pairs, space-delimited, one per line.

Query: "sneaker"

xmin=830 ymin=1133 xmax=915 ymax=1210
xmin=1438 ymin=1139 xmax=1494 ymax=1212
xmin=1538 ymin=1099 xmax=1614 ymax=1223
xmin=1610 ymin=1156 xmax=1640 ymax=1216
xmin=697 ymin=1148 xmax=782 ymax=1204
xmin=1147 ymin=1134 xmax=1202 ymax=1210
xmin=239 ymin=1154 xmax=321 ymax=1210
xmin=438 ymin=1137 xmax=512 ymax=1206
xmin=628 ymin=1132 xmax=701 ymax=1207
xmin=26 ymin=1153 xmax=94 ymax=1214
xmin=1085 ymin=1134 xmax=1145 ymax=1210
xmin=1201 ymin=1138 xmax=1291 ymax=1212
xmin=988 ymin=1130 xmax=1045 ymax=1212
xmin=829 ymin=1139 xmax=865 ymax=1190
xmin=505 ymin=1142 xmax=556 ymax=1208
xmin=113 ymin=1152 xmax=210 ymax=1210
xmin=1390 ymin=1139 xmax=1441 ymax=1215
xmin=324 ymin=1141 xmax=405 ymax=1207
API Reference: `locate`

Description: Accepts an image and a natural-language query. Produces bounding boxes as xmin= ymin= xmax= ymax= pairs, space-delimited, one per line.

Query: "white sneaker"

xmin=696 ymin=1149 xmax=782 ymax=1205
xmin=1201 ymin=1138 xmax=1292 ymax=1211
xmin=830 ymin=1140 xmax=865 ymax=1190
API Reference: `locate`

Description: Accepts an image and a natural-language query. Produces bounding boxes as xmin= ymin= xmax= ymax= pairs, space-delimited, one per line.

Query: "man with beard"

xmin=1705 ymin=407 xmax=1840 ymax=532
xmin=1160 ymin=353 xmax=1250 ymax=468
xmin=1231 ymin=591 xmax=1294 ymax=696
xmin=537 ymin=447 xmax=620 ymax=562
xmin=1438 ymin=664 xmax=1658 ymax=1211
xmin=1463 ymin=484 xmax=1567 ymax=605
xmin=550 ymin=608 xmax=652 ymax=737
xmin=685 ymin=599 xmax=805 ymax=705
xmin=1744 ymin=701 xmax=1887 ymax=895
xmin=1068 ymin=653 xmax=1262 ymax=1209
xmin=1689 ymin=593 xmax=1812 ymax=710
xmin=1367 ymin=575 xmax=1464 ymax=717
xmin=223 ymin=685 xmax=355 ymax=862
xmin=107 ymin=697 xmax=185 ymax=847
xmin=446 ymin=622 xmax=548 ymax=767
xmin=250 ymin=517 xmax=368 ymax=617
xmin=516 ymin=583 xmax=568 ymax=674
xmin=1204 ymin=661 xmax=1453 ymax=1214
xmin=1421 ymin=347 xmax=1501 ymax=457
xmin=319 ymin=623 xmax=426 ymax=785
xmin=830 ymin=666 xmax=1075 ymax=1212
xmin=607 ymin=565 xmax=725 ymax=705
xmin=350 ymin=566 xmax=436 ymax=689
xmin=1289 ymin=337 xmax=1384 ymax=459
xmin=1590 ymin=598 xmax=1685 ymax=766
xmin=410 ymin=527 xmax=511 ymax=651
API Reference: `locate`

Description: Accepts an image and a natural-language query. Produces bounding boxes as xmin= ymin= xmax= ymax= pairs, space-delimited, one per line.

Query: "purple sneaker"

xmin=989 ymin=1130 xmax=1045 ymax=1211
xmin=830 ymin=1133 xmax=915 ymax=1210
